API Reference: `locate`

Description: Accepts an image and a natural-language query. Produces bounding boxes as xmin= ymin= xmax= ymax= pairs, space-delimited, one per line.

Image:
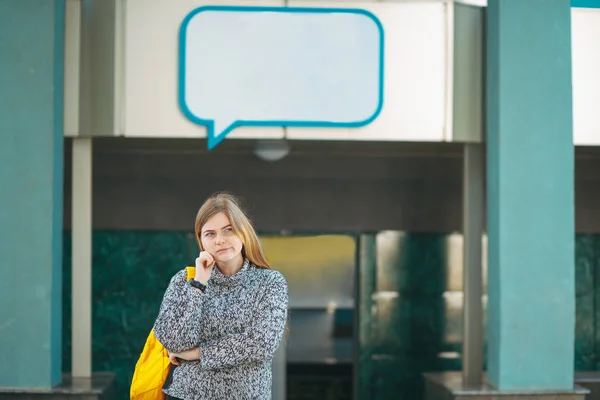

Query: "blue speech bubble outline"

xmin=179 ymin=5 xmax=385 ymax=150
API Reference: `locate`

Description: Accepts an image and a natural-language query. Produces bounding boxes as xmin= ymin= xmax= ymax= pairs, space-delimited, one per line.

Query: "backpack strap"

xmin=186 ymin=266 xmax=196 ymax=282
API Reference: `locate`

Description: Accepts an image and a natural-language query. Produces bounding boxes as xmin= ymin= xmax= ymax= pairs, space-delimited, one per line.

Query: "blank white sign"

xmin=180 ymin=6 xmax=384 ymax=148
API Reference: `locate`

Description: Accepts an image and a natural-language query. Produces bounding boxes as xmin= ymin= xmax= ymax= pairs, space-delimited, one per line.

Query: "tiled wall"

xmin=62 ymin=231 xmax=600 ymax=400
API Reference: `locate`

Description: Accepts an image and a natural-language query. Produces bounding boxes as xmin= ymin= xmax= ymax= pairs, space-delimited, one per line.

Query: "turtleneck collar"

xmin=210 ymin=258 xmax=250 ymax=286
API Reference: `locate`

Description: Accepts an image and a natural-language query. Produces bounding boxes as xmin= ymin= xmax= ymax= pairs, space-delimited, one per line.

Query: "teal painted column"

xmin=486 ymin=0 xmax=574 ymax=390
xmin=0 ymin=0 xmax=65 ymax=388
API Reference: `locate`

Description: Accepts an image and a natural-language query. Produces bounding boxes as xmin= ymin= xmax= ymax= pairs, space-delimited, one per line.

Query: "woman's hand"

xmin=168 ymin=352 xmax=181 ymax=366
xmin=195 ymin=251 xmax=215 ymax=282
xmin=168 ymin=348 xmax=201 ymax=365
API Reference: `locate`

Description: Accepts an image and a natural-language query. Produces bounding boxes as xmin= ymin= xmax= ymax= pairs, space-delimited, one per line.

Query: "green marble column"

xmin=357 ymin=234 xmax=377 ymax=399
xmin=0 ymin=0 xmax=65 ymax=387
xmin=358 ymin=232 xmax=447 ymax=399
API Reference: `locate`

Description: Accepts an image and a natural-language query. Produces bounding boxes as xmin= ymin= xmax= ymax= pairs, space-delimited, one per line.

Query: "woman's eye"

xmin=205 ymin=232 xmax=215 ymax=237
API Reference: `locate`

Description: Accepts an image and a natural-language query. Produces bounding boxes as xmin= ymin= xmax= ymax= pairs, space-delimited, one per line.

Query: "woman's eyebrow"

xmin=202 ymin=224 xmax=232 ymax=234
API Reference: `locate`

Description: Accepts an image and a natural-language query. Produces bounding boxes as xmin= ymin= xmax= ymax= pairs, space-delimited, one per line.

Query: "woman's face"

xmin=200 ymin=212 xmax=244 ymax=265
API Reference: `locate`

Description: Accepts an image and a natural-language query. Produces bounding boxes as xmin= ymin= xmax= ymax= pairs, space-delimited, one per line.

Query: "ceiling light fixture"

xmin=253 ymin=139 xmax=291 ymax=162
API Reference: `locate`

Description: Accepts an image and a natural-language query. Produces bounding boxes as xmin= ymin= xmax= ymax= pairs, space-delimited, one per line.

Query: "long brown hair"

xmin=194 ymin=193 xmax=271 ymax=269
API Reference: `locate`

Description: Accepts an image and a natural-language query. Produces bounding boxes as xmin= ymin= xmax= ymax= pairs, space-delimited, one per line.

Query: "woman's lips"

xmin=216 ymin=248 xmax=230 ymax=254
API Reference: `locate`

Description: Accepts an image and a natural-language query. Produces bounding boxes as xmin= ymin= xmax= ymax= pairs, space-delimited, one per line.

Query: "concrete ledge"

xmin=424 ymin=372 xmax=588 ymax=400
xmin=575 ymin=371 xmax=600 ymax=400
xmin=0 ymin=373 xmax=115 ymax=400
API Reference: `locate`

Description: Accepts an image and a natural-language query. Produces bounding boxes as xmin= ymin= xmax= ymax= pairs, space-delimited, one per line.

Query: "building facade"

xmin=1 ymin=0 xmax=600 ymax=399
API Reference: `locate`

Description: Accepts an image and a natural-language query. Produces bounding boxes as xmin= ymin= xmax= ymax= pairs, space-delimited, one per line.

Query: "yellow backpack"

xmin=130 ymin=267 xmax=195 ymax=400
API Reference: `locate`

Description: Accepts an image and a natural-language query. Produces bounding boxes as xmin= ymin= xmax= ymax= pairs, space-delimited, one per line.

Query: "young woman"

xmin=153 ymin=193 xmax=288 ymax=400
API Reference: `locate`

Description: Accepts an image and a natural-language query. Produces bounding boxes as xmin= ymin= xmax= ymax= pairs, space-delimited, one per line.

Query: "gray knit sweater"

xmin=153 ymin=259 xmax=288 ymax=400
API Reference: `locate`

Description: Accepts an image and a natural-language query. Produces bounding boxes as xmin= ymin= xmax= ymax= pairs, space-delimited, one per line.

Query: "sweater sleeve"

xmin=199 ymin=271 xmax=288 ymax=370
xmin=153 ymin=269 xmax=205 ymax=353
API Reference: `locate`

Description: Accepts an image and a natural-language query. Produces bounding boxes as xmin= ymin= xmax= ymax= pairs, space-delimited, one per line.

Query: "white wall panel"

xmin=572 ymin=8 xmax=600 ymax=146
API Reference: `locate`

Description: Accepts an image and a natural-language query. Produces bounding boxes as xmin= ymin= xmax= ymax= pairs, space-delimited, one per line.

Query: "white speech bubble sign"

xmin=179 ymin=6 xmax=384 ymax=149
